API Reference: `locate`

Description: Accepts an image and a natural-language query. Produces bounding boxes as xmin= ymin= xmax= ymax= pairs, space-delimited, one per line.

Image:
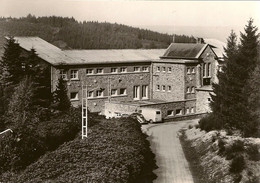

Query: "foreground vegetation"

xmin=0 ymin=37 xmax=156 ymax=182
xmin=0 ymin=117 xmax=156 ymax=183
xmin=180 ymin=126 xmax=260 ymax=183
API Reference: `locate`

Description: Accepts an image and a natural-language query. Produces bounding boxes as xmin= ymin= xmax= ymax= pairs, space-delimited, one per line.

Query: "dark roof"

xmin=161 ymin=43 xmax=207 ymax=59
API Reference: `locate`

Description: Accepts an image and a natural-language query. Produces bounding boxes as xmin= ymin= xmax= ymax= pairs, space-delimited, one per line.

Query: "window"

xmin=70 ymin=92 xmax=78 ymax=100
xmin=168 ymin=86 xmax=172 ymax=92
xmin=167 ymin=110 xmax=173 ymax=116
xmin=156 ymin=85 xmax=160 ymax=91
xmin=134 ymin=67 xmax=140 ymax=72
xmin=203 ymin=64 xmax=206 ymax=77
xmin=168 ymin=67 xmax=172 ymax=73
xmin=187 ymin=87 xmax=190 ymax=93
xmin=191 ymin=107 xmax=194 ymax=113
xmin=203 ymin=78 xmax=211 ymax=86
xmin=156 ymin=111 xmax=161 ymax=114
xmin=97 ymin=68 xmax=104 ymax=74
xmin=142 ymin=66 xmax=148 ymax=72
xmin=133 ymin=86 xmax=140 ymax=99
xmin=120 ymin=88 xmax=126 ymax=95
xmin=70 ymin=70 xmax=78 ymax=80
xmin=111 ymin=89 xmax=117 ymax=96
xmin=208 ymin=63 xmax=211 ymax=77
xmin=191 ymin=86 xmax=195 ymax=93
xmin=120 ymin=67 xmax=127 ymax=73
xmin=86 ymin=69 xmax=93 ymax=75
xmin=176 ymin=109 xmax=182 ymax=115
xmin=111 ymin=68 xmax=117 ymax=73
xmin=162 ymin=67 xmax=166 ymax=72
xmin=97 ymin=68 xmax=103 ymax=74
xmin=156 ymin=66 xmax=160 ymax=72
xmin=96 ymin=90 xmax=103 ymax=97
xmin=142 ymin=85 xmax=148 ymax=99
xmin=162 ymin=85 xmax=166 ymax=91
xmin=187 ymin=67 xmax=191 ymax=74
xmin=208 ymin=98 xmax=211 ymax=102
xmin=87 ymin=91 xmax=93 ymax=98
xmin=59 ymin=70 xmax=67 ymax=80
xmin=186 ymin=108 xmax=190 ymax=114
xmin=192 ymin=67 xmax=195 ymax=74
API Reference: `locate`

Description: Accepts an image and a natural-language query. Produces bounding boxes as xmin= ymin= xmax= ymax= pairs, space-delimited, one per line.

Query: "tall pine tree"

xmin=25 ymin=48 xmax=52 ymax=108
xmin=0 ymin=37 xmax=23 ymax=86
xmin=52 ymin=77 xmax=71 ymax=112
xmin=210 ymin=30 xmax=238 ymax=129
xmin=210 ymin=19 xmax=259 ymax=136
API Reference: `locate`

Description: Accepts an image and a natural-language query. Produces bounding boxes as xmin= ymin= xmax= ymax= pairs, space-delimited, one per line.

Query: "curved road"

xmin=142 ymin=119 xmax=199 ymax=183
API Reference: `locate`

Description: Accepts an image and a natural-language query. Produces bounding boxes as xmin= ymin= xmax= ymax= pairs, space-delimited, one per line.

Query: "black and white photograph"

xmin=0 ymin=0 xmax=259 ymax=182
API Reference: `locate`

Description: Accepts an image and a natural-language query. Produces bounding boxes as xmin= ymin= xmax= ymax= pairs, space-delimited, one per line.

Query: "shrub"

xmin=188 ymin=124 xmax=193 ymax=129
xmin=245 ymin=143 xmax=260 ymax=161
xmin=229 ymin=155 xmax=245 ymax=173
xmin=199 ymin=114 xmax=221 ymax=132
xmin=225 ymin=140 xmax=244 ymax=160
xmin=0 ymin=107 xmax=82 ymax=174
xmin=0 ymin=117 xmax=156 ymax=183
xmin=217 ymin=138 xmax=226 ymax=155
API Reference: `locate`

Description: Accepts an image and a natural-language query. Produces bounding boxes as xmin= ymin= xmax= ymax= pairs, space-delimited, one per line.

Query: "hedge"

xmin=0 ymin=117 xmax=156 ymax=183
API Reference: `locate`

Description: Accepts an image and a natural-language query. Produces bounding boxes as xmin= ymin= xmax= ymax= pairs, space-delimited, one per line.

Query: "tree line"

xmin=0 ymin=14 xmax=196 ymax=50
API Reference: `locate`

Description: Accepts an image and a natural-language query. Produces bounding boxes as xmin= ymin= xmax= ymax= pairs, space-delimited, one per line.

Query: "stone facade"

xmin=152 ymin=62 xmax=185 ymax=101
xmin=51 ymin=63 xmax=151 ymax=112
xmin=196 ymin=89 xmax=212 ymax=114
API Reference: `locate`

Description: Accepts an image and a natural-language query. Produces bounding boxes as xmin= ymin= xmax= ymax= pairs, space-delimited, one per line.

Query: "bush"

xmin=225 ymin=140 xmax=244 ymax=160
xmin=217 ymin=138 xmax=226 ymax=155
xmin=229 ymin=155 xmax=245 ymax=173
xmin=199 ymin=114 xmax=221 ymax=132
xmin=245 ymin=143 xmax=260 ymax=161
xmin=0 ymin=117 xmax=156 ymax=183
xmin=0 ymin=107 xmax=82 ymax=174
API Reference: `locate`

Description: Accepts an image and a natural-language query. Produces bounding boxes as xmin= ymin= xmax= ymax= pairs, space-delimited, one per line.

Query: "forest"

xmin=0 ymin=14 xmax=196 ymax=53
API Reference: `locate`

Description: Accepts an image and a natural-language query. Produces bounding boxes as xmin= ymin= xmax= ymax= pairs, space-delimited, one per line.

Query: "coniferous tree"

xmin=210 ymin=30 xmax=238 ymax=129
xmin=244 ymin=48 xmax=260 ymax=137
xmin=25 ymin=48 xmax=52 ymax=108
xmin=6 ymin=76 xmax=36 ymax=127
xmin=0 ymin=37 xmax=22 ymax=115
xmin=52 ymin=77 xmax=71 ymax=111
xmin=210 ymin=19 xmax=259 ymax=136
xmin=0 ymin=37 xmax=23 ymax=86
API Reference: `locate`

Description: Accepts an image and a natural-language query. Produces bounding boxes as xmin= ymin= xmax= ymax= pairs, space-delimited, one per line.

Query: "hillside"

xmin=0 ymin=15 xmax=196 ymax=55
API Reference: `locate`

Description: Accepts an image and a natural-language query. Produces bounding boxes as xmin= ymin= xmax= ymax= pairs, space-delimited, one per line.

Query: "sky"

xmin=0 ymin=0 xmax=260 ymax=41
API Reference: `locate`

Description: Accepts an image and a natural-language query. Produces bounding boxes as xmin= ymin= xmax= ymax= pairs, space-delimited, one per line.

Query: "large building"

xmin=13 ymin=37 xmax=225 ymax=119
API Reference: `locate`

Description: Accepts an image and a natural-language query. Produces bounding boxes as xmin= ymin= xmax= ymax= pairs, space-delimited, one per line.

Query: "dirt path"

xmin=142 ymin=119 xmax=199 ymax=183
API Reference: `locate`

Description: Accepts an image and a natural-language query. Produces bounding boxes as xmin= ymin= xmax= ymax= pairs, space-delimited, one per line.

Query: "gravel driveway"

xmin=142 ymin=119 xmax=199 ymax=183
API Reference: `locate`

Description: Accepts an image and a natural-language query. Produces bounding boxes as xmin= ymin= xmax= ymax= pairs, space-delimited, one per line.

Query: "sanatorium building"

xmin=12 ymin=37 xmax=225 ymax=120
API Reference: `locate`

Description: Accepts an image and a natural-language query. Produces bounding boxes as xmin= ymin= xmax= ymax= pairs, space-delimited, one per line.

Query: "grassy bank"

xmin=179 ymin=126 xmax=260 ymax=183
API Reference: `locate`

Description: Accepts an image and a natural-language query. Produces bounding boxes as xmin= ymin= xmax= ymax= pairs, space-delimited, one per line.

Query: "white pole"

xmin=82 ymin=81 xmax=88 ymax=139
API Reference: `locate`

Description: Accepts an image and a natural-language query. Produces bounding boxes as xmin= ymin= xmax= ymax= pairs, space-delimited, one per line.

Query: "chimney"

xmin=173 ymin=35 xmax=175 ymax=43
xmin=196 ymin=38 xmax=201 ymax=44
xmin=197 ymin=38 xmax=205 ymax=44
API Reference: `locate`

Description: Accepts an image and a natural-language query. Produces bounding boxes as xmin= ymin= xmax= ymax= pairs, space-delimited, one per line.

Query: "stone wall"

xmin=196 ymin=89 xmax=212 ymax=114
xmin=51 ymin=63 xmax=151 ymax=112
xmin=152 ymin=62 xmax=185 ymax=101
